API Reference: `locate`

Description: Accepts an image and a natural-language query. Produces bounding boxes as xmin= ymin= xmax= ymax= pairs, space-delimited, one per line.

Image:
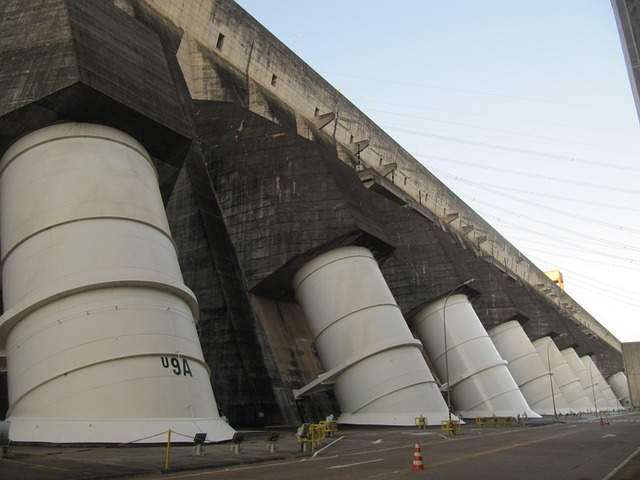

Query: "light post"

xmin=546 ymin=340 xmax=558 ymax=420
xmin=544 ymin=333 xmax=566 ymax=420
xmin=443 ymin=278 xmax=475 ymax=423
xmin=588 ymin=359 xmax=598 ymax=416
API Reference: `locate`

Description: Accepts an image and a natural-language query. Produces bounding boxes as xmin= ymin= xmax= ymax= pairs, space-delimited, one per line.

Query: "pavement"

xmin=2 ymin=429 xmax=309 ymax=480
xmin=1 ymin=415 xmax=640 ymax=480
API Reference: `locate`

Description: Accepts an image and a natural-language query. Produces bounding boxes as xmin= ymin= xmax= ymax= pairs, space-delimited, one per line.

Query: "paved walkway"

xmin=1 ymin=429 xmax=307 ymax=479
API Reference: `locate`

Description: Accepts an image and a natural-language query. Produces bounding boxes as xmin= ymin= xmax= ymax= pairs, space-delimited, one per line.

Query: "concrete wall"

xmin=622 ymin=343 xmax=640 ymax=408
xmin=612 ymin=0 xmax=640 ymax=122
xmin=151 ymin=0 xmax=620 ymax=350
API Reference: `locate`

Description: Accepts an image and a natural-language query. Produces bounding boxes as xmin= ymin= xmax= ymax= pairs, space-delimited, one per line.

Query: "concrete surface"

xmin=2 ymin=413 xmax=640 ymax=479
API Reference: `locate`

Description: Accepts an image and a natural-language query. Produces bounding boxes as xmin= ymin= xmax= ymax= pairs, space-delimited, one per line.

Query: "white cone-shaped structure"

xmin=608 ymin=371 xmax=631 ymax=408
xmin=580 ymin=356 xmax=620 ymax=411
xmin=292 ymin=246 xmax=452 ymax=426
xmin=560 ymin=347 xmax=596 ymax=412
xmin=593 ymin=369 xmax=621 ymax=410
xmin=0 ymin=123 xmax=235 ymax=443
xmin=602 ymin=382 xmax=623 ymax=411
xmin=412 ymin=295 xmax=538 ymax=419
xmin=533 ymin=337 xmax=593 ymax=412
xmin=489 ymin=321 xmax=572 ymax=415
xmin=580 ymin=355 xmax=612 ymax=413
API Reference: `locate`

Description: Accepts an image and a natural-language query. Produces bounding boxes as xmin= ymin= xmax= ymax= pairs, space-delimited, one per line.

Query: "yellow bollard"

xmin=164 ymin=429 xmax=172 ymax=470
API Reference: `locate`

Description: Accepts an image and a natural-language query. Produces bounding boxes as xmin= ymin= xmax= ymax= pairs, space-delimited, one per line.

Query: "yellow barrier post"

xmin=310 ymin=423 xmax=327 ymax=453
xmin=319 ymin=420 xmax=338 ymax=437
xmin=441 ymin=419 xmax=461 ymax=436
xmin=164 ymin=429 xmax=172 ymax=471
xmin=297 ymin=421 xmax=331 ymax=453
xmin=476 ymin=417 xmax=486 ymax=428
xmin=327 ymin=420 xmax=337 ymax=436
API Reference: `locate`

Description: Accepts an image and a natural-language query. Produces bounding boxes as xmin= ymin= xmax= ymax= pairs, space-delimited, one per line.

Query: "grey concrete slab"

xmin=2 ymin=414 xmax=640 ymax=480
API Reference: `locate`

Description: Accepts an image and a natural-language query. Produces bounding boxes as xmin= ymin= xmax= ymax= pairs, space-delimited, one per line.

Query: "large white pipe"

xmin=533 ymin=337 xmax=593 ymax=412
xmin=412 ymin=295 xmax=538 ymax=418
xmin=608 ymin=371 xmax=631 ymax=408
xmin=580 ymin=355 xmax=612 ymax=412
xmin=292 ymin=246 xmax=452 ymax=426
xmin=560 ymin=347 xmax=597 ymax=412
xmin=0 ymin=123 xmax=235 ymax=443
xmin=489 ymin=321 xmax=572 ymax=415
xmin=594 ymin=368 xmax=621 ymax=410
xmin=603 ymin=384 xmax=623 ymax=410
xmin=580 ymin=356 xmax=620 ymax=411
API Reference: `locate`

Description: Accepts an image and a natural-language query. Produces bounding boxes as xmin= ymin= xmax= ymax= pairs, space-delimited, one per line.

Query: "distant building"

xmin=621 ymin=343 xmax=640 ymax=408
xmin=612 ymin=0 xmax=640 ymax=122
xmin=545 ymin=270 xmax=565 ymax=291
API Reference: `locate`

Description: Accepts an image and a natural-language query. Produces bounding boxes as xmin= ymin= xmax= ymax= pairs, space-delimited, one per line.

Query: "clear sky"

xmin=235 ymin=1 xmax=640 ymax=342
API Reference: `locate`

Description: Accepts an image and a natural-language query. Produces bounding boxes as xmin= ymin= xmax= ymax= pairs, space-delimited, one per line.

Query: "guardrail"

xmin=296 ymin=421 xmax=334 ymax=453
xmin=475 ymin=416 xmax=524 ymax=428
xmin=441 ymin=419 xmax=461 ymax=435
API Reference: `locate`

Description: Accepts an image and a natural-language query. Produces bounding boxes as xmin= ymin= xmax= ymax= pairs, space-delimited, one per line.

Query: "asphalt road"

xmin=2 ymin=413 xmax=640 ymax=480
xmin=141 ymin=414 xmax=640 ymax=480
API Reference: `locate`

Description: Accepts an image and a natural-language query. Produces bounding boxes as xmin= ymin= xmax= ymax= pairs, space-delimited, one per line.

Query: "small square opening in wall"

xmin=314 ymin=107 xmax=319 ymax=117
xmin=216 ymin=33 xmax=225 ymax=50
xmin=271 ymin=74 xmax=278 ymax=87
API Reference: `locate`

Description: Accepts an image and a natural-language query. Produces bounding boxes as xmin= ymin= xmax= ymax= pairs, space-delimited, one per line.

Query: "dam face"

xmin=0 ymin=0 xmax=628 ymax=439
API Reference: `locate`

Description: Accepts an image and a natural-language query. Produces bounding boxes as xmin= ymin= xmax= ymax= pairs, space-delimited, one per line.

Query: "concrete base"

xmin=6 ymin=417 xmax=236 ymax=444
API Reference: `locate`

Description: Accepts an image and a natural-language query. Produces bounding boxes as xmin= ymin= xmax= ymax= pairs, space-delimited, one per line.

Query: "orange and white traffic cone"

xmin=411 ymin=441 xmax=425 ymax=471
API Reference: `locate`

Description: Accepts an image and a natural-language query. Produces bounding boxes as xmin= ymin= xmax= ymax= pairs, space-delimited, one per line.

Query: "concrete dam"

xmin=0 ymin=0 xmax=629 ymax=443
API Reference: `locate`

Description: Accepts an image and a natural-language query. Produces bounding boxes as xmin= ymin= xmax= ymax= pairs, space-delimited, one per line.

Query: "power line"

xmin=321 ymin=71 xmax=630 ymax=111
xmin=511 ymin=236 xmax=640 ymax=271
xmin=431 ymin=168 xmax=640 ymax=235
xmin=476 ymin=206 xmax=640 ymax=256
xmin=352 ymin=96 xmax=639 ymax=136
xmin=506 ymin=237 xmax=640 ymax=272
xmin=367 ymin=108 xmax=640 ymax=155
xmin=427 ymin=170 xmax=640 ymax=213
xmin=467 ymin=198 xmax=640 ymax=252
xmin=389 ymin=127 xmax=640 ymax=173
xmin=476 ymin=210 xmax=639 ymax=264
xmin=419 ymin=153 xmax=640 ymax=194
xmin=523 ymin=253 xmax=640 ymax=305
